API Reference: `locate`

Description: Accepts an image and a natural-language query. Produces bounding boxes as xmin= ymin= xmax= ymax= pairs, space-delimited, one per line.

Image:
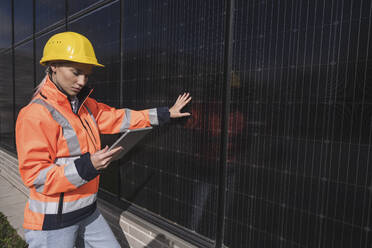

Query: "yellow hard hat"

xmin=40 ymin=32 xmax=104 ymax=67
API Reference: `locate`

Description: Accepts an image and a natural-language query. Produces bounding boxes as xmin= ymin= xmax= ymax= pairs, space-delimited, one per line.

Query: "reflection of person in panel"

xmin=15 ymin=32 xmax=191 ymax=248
xmin=184 ymin=73 xmax=245 ymax=232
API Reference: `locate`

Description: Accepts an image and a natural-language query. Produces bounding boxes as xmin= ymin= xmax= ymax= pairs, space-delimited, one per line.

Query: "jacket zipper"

xmin=77 ymin=88 xmax=94 ymax=115
xmin=84 ymin=119 xmax=97 ymax=144
xmin=57 ymin=192 xmax=64 ymax=223
xmin=78 ymin=116 xmax=97 ymax=147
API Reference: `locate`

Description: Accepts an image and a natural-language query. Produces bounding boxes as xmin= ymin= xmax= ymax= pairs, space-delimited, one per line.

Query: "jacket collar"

xmin=40 ymin=75 xmax=93 ymax=113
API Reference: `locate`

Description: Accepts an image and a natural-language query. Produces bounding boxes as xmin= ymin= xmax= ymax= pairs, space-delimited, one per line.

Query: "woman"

xmin=15 ymin=31 xmax=191 ymax=248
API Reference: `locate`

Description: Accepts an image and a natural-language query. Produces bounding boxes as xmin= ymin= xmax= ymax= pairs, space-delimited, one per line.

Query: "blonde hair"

xmin=32 ymin=66 xmax=52 ymax=99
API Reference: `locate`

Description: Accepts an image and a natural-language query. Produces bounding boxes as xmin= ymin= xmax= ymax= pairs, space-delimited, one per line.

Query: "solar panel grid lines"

xmin=3 ymin=0 xmax=372 ymax=247
xmin=224 ymin=0 xmax=372 ymax=247
xmin=359 ymin=1 xmax=372 ymax=247
xmin=330 ymin=0 xmax=359 ymax=246
xmin=281 ymin=0 xmax=304 ymax=246
xmin=256 ymin=1 xmax=272 ymax=247
xmin=339 ymin=0 xmax=372 ymax=247
xmin=14 ymin=41 xmax=34 ymax=116
xmin=120 ymin=0 xmax=227 ymax=240
xmin=35 ymin=0 xmax=65 ymax=33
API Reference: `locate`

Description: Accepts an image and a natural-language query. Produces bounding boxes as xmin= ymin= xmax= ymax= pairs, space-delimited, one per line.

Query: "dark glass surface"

xmin=0 ymin=0 xmax=12 ymax=50
xmin=0 ymin=0 xmax=14 ymax=150
xmin=0 ymin=52 xmax=14 ymax=151
xmin=4 ymin=0 xmax=372 ymax=246
xmin=99 ymin=160 xmax=120 ymax=195
xmin=14 ymin=41 xmax=34 ymax=117
xmin=14 ymin=0 xmax=33 ymax=43
xmin=120 ymin=0 xmax=226 ymax=239
xmin=67 ymin=0 xmax=104 ymax=16
xmin=224 ymin=0 xmax=372 ymax=247
xmin=35 ymin=0 xmax=65 ymax=33
xmin=68 ymin=1 xmax=121 ymax=108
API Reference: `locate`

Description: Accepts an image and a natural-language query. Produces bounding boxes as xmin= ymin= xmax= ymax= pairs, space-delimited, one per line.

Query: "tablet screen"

xmin=108 ymin=126 xmax=153 ymax=161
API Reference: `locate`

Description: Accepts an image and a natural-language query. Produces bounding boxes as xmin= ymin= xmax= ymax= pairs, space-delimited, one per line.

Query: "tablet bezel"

xmin=108 ymin=126 xmax=153 ymax=160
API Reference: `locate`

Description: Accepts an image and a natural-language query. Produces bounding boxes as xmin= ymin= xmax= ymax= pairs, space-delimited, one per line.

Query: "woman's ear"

xmin=49 ymin=63 xmax=58 ymax=73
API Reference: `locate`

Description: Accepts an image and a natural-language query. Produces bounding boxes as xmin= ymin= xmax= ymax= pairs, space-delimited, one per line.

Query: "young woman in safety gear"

xmin=15 ymin=31 xmax=191 ymax=248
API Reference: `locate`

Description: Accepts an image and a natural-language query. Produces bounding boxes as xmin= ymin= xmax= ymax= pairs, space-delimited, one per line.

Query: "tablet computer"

xmin=108 ymin=126 xmax=153 ymax=161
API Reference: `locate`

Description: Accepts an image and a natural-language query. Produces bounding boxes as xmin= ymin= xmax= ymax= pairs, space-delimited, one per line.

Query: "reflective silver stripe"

xmin=148 ymin=108 xmax=158 ymax=125
xmin=84 ymin=106 xmax=98 ymax=128
xmin=32 ymin=99 xmax=81 ymax=156
xmin=29 ymin=198 xmax=58 ymax=214
xmin=62 ymin=193 xmax=97 ymax=213
xmin=33 ymin=164 xmax=54 ymax=193
xmin=120 ymin=108 xmax=131 ymax=132
xmin=55 ymin=156 xmax=87 ymax=188
xmin=28 ymin=193 xmax=97 ymax=214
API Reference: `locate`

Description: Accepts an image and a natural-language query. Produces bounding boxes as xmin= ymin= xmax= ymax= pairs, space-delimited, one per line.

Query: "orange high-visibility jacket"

xmin=16 ymin=76 xmax=169 ymax=230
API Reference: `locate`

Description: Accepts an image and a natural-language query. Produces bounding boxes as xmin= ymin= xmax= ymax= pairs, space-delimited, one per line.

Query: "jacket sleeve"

xmin=86 ymin=98 xmax=170 ymax=134
xmin=16 ymin=110 xmax=99 ymax=196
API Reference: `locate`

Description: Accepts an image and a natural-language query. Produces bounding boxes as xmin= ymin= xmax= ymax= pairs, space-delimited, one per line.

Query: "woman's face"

xmin=50 ymin=62 xmax=93 ymax=97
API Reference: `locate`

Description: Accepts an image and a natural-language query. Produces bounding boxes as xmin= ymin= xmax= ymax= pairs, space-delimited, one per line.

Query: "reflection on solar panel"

xmin=67 ymin=0 xmax=105 ymax=16
xmin=2 ymin=0 xmax=372 ymax=247
xmin=225 ymin=0 xmax=372 ymax=247
xmin=14 ymin=42 xmax=34 ymax=114
xmin=35 ymin=0 xmax=65 ymax=33
xmin=0 ymin=1 xmax=11 ymax=49
xmin=14 ymin=0 xmax=33 ymax=43
xmin=120 ymin=0 xmax=226 ymax=240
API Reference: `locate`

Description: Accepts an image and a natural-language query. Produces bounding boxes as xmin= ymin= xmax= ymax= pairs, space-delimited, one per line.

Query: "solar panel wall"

xmin=2 ymin=0 xmax=372 ymax=247
xmin=224 ymin=0 xmax=372 ymax=247
xmin=120 ymin=0 xmax=226 ymax=240
xmin=14 ymin=0 xmax=33 ymax=44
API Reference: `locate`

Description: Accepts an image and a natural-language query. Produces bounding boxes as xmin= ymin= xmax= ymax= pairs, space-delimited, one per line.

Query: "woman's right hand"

xmin=90 ymin=145 xmax=123 ymax=170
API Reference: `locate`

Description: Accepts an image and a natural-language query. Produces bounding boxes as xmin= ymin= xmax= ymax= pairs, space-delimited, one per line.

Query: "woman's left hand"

xmin=169 ymin=93 xmax=192 ymax=118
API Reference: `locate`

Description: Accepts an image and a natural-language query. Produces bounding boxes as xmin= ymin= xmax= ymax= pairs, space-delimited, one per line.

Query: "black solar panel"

xmin=67 ymin=0 xmax=104 ymax=16
xmin=0 ymin=0 xmax=11 ymax=50
xmin=14 ymin=41 xmax=34 ymax=115
xmin=0 ymin=1 xmax=13 ymax=150
xmin=35 ymin=0 xmax=65 ymax=33
xmin=224 ymin=0 xmax=372 ymax=247
xmin=119 ymin=0 xmax=226 ymax=239
xmin=2 ymin=0 xmax=372 ymax=247
xmin=14 ymin=0 xmax=33 ymax=43
xmin=0 ymin=52 xmax=13 ymax=150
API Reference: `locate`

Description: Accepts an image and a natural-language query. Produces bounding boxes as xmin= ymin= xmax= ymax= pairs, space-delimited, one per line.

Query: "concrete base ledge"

xmin=0 ymin=148 xmax=28 ymax=196
xmin=98 ymin=198 xmax=196 ymax=248
xmin=0 ymin=147 xmax=195 ymax=248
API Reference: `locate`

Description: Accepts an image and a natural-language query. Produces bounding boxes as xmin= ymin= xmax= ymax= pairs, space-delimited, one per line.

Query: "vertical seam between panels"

xmin=118 ymin=0 xmax=124 ymax=198
xmin=65 ymin=0 xmax=68 ymax=30
xmin=11 ymin=0 xmax=15 ymax=150
xmin=33 ymin=0 xmax=36 ymax=88
xmin=215 ymin=0 xmax=235 ymax=247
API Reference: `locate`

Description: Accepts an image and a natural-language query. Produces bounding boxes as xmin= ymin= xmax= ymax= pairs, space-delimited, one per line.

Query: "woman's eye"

xmin=73 ymin=71 xmax=79 ymax=76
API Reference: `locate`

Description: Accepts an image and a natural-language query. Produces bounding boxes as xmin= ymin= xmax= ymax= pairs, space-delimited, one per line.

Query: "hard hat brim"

xmin=40 ymin=58 xmax=104 ymax=67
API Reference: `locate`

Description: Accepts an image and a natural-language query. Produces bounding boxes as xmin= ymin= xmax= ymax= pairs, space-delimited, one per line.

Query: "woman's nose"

xmin=77 ymin=75 xmax=88 ymax=86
